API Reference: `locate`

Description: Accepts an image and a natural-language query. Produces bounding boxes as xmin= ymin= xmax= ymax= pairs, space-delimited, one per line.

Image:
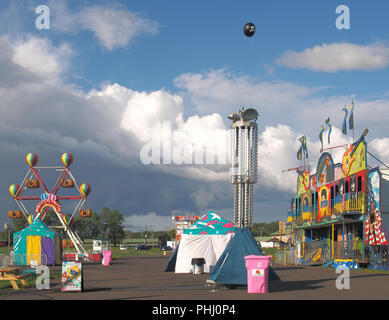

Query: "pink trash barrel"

xmin=244 ymin=255 xmax=272 ymax=293
xmin=102 ymin=250 xmax=112 ymax=266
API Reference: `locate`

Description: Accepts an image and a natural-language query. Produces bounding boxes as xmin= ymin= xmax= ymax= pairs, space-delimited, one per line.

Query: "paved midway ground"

xmin=2 ymin=254 xmax=389 ymax=300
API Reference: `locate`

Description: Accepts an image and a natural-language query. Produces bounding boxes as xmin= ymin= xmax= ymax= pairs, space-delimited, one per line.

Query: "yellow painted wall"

xmin=27 ymin=235 xmax=41 ymax=266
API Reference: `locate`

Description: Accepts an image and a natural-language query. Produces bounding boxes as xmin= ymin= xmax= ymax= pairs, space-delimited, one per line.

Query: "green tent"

xmin=13 ymin=218 xmax=62 ymax=266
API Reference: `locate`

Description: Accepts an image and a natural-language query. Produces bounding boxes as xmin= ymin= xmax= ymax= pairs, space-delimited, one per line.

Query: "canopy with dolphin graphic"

xmin=184 ymin=211 xmax=236 ymax=235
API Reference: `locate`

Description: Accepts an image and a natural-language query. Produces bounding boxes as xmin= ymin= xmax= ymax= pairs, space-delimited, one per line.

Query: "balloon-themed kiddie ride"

xmin=8 ymin=153 xmax=92 ymax=262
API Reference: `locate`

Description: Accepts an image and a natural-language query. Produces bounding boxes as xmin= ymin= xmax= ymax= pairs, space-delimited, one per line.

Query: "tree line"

xmin=4 ymin=207 xmax=126 ymax=246
xmin=4 ymin=207 xmax=175 ymax=247
xmin=2 ymin=209 xmax=279 ymax=246
xmin=249 ymin=222 xmax=280 ymax=237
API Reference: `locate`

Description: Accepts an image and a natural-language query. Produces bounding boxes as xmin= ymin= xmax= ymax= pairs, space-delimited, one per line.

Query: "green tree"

xmin=72 ymin=211 xmax=102 ymax=241
xmin=100 ymin=207 xmax=125 ymax=246
xmin=88 ymin=211 xmax=103 ymax=239
xmin=11 ymin=217 xmax=28 ymax=232
xmin=158 ymin=232 xmax=171 ymax=247
xmin=251 ymin=222 xmax=279 ymax=237
xmin=42 ymin=209 xmax=60 ymax=227
xmin=72 ymin=217 xmax=91 ymax=241
xmin=166 ymin=229 xmax=175 ymax=240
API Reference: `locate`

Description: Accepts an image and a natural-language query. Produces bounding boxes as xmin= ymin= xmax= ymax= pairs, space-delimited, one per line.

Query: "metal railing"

xmin=330 ymin=192 xmax=364 ymax=214
xmin=274 ymin=239 xmax=365 ymax=266
xmin=302 ymin=239 xmax=364 ymax=263
xmin=273 ymin=249 xmax=299 ymax=265
xmin=302 ymin=240 xmax=332 ymax=264
xmin=273 ymin=241 xmax=387 ymax=268
xmin=292 ymin=192 xmax=365 ymax=222
xmin=63 ymin=250 xmax=102 ymax=263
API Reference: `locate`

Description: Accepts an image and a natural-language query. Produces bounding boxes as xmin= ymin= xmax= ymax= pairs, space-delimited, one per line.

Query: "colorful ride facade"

xmin=286 ymin=132 xmax=389 ymax=270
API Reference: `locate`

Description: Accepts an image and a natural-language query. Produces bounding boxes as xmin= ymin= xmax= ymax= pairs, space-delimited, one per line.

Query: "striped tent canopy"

xmin=184 ymin=211 xmax=236 ymax=235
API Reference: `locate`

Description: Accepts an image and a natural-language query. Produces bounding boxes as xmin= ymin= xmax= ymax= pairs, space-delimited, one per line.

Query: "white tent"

xmin=174 ymin=233 xmax=234 ymax=273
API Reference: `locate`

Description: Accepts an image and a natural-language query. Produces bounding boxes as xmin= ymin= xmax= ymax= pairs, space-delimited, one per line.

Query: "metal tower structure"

xmin=228 ymin=107 xmax=259 ymax=228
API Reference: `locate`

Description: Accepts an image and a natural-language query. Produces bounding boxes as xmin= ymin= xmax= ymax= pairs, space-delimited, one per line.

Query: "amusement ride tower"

xmin=228 ymin=107 xmax=259 ymax=228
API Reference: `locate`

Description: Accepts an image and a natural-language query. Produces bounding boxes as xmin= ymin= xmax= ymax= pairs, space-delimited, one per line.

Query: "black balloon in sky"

xmin=243 ymin=22 xmax=256 ymax=37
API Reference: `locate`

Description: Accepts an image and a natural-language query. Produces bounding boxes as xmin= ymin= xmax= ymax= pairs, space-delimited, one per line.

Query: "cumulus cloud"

xmin=2 ymin=37 xmax=389 ymax=179
xmin=121 ymin=90 xmax=184 ymax=140
xmin=174 ymin=69 xmax=389 ymax=142
xmin=11 ymin=36 xmax=72 ymax=77
xmin=2 ymin=36 xmax=389 ymax=178
xmin=257 ymin=124 xmax=355 ymax=193
xmin=2 ymin=35 xmax=389 ymax=227
xmin=174 ymin=69 xmax=314 ymax=116
xmin=258 ymin=125 xmax=300 ymax=192
xmin=369 ymin=138 xmax=389 ymax=166
xmin=80 ymin=6 xmax=159 ymax=50
xmin=276 ymin=42 xmax=389 ymax=72
xmin=50 ymin=1 xmax=159 ymax=50
xmin=0 ymin=36 xmax=231 ymax=182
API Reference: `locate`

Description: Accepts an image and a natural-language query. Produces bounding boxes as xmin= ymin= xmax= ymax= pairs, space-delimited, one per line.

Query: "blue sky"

xmin=47 ymin=1 xmax=389 ymax=94
xmin=3 ymin=0 xmax=387 ymax=95
xmin=1 ymin=0 xmax=389 ymax=231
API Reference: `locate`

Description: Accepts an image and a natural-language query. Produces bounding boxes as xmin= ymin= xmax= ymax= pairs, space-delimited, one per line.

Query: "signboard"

xmin=297 ymin=170 xmax=310 ymax=195
xmin=174 ymin=216 xmax=200 ymax=241
xmin=279 ymin=221 xmax=285 ymax=235
xmin=35 ymin=198 xmax=62 ymax=214
xmin=62 ymin=261 xmax=83 ymax=292
xmin=342 ymin=139 xmax=366 ymax=178
xmin=93 ymin=240 xmax=102 ymax=252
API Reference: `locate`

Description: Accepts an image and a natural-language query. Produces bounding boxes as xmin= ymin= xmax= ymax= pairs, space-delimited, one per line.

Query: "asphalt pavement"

xmin=2 ymin=254 xmax=389 ymax=300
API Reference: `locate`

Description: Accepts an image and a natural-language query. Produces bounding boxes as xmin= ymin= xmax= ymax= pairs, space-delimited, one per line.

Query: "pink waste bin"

xmin=102 ymin=250 xmax=112 ymax=266
xmin=244 ymin=255 xmax=272 ymax=293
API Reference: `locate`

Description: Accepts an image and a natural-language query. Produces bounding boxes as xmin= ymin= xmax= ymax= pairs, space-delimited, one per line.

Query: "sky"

xmin=1 ymin=0 xmax=389 ymax=232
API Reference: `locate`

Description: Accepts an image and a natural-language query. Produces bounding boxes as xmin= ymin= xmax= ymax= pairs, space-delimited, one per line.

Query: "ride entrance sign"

xmin=61 ymin=261 xmax=83 ymax=292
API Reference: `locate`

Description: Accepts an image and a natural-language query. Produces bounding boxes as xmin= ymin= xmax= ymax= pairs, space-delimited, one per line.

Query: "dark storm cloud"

xmin=0 ymin=36 xmax=232 ymax=230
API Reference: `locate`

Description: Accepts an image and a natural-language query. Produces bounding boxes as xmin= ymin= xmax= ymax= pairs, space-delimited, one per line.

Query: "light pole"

xmin=256 ymin=224 xmax=264 ymax=237
xmin=4 ymin=223 xmax=10 ymax=256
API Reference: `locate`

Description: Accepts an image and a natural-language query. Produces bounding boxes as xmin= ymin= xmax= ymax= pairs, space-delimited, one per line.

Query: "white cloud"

xmin=173 ymin=69 xmax=389 ymax=142
xmin=174 ymin=68 xmax=318 ymax=118
xmin=276 ymin=42 xmax=389 ymax=72
xmin=119 ymin=88 xmax=230 ymax=172
xmin=369 ymin=138 xmax=389 ymax=166
xmin=80 ymin=6 xmax=159 ymax=50
xmin=121 ymin=90 xmax=184 ymax=140
xmin=2 ymin=35 xmax=389 ymax=226
xmin=258 ymin=125 xmax=354 ymax=193
xmin=50 ymin=1 xmax=159 ymax=50
xmin=258 ymin=125 xmax=300 ymax=192
xmin=11 ymin=37 xmax=72 ymax=76
xmin=0 ymin=37 xmax=232 ymax=183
